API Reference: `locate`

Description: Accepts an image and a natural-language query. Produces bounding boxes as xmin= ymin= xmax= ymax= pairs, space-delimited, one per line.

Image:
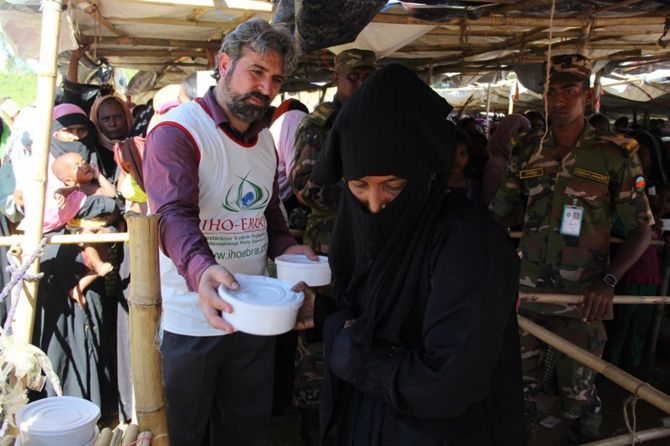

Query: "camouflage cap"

xmin=334 ymin=49 xmax=378 ymax=70
xmin=543 ymin=54 xmax=592 ymax=84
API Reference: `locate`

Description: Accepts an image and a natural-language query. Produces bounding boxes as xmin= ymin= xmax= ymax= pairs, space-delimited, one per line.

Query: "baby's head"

xmin=52 ymin=152 xmax=95 ymax=186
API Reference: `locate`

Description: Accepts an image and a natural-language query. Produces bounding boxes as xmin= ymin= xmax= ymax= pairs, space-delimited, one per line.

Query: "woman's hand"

xmin=282 ymin=244 xmax=318 ymax=261
xmin=329 ymin=321 xmax=359 ymax=384
xmin=292 ymin=281 xmax=315 ymax=330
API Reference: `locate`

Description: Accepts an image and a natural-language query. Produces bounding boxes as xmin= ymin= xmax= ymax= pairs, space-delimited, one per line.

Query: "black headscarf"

xmin=313 ymin=63 xmax=455 ymax=349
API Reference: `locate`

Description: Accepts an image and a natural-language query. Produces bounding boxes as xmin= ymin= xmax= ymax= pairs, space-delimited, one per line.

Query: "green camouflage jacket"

xmin=490 ymin=124 xmax=653 ymax=318
xmin=290 ymin=97 xmax=343 ymax=254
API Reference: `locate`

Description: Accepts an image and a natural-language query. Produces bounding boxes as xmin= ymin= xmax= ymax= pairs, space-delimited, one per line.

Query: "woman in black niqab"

xmin=29 ymin=103 xmax=118 ymax=418
xmin=316 ymin=63 xmax=454 ymax=350
xmin=313 ymin=64 xmax=526 ymax=445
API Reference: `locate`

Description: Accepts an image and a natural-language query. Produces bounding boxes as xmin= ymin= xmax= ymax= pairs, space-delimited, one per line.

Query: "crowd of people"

xmin=2 ymin=16 xmax=670 ymax=446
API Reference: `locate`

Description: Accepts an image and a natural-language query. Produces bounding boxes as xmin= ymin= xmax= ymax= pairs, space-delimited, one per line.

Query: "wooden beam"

xmin=488 ymin=0 xmax=555 ymax=15
xmin=475 ymin=14 xmax=669 ymax=28
xmin=581 ymin=0 xmax=644 ymax=16
xmin=112 ymin=0 xmax=215 ymax=5
xmin=111 ymin=0 xmax=273 ymax=11
xmin=101 ymin=61 xmax=209 ymax=68
xmin=206 ymin=12 xmax=255 ymax=41
xmin=372 ymin=11 xmax=669 ymax=27
xmin=408 ymin=0 xmax=670 ymax=69
xmin=426 ymin=27 xmax=516 ymax=37
xmin=451 ymin=1 xmax=613 ymax=63
xmin=81 ymin=35 xmax=220 ymax=49
xmin=187 ymin=7 xmax=210 ymax=21
xmin=402 ymin=0 xmax=660 ymax=70
xmin=72 ymin=0 xmax=133 ymax=38
xmin=104 ymin=16 xmax=241 ymax=28
xmin=96 ymin=49 xmax=207 ymax=57
xmin=396 ymin=40 xmax=664 ymax=54
xmin=425 ymin=27 xmax=664 ymax=43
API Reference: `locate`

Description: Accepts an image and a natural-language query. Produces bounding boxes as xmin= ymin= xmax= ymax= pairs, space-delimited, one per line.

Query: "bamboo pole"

xmin=508 ymin=231 xmax=666 ymax=246
xmin=581 ymin=426 xmax=670 ymax=445
xmin=12 ymin=0 xmax=62 ymax=345
xmin=594 ymin=72 xmax=602 ymax=114
xmin=93 ymin=49 xmax=207 ymax=58
xmin=484 ymin=74 xmax=495 ymax=136
xmin=520 ymin=293 xmax=670 ymax=305
xmin=126 ymin=214 xmax=169 ymax=446
xmin=518 ymin=315 xmax=670 ymax=414
xmin=81 ymin=35 xmax=221 ymax=49
xmin=507 ymin=80 xmax=514 ymax=115
xmin=0 ymin=232 xmax=129 ymax=247
xmin=372 ymin=12 xmax=669 ymax=27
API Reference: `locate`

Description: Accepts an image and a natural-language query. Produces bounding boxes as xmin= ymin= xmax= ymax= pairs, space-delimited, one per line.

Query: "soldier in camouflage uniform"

xmin=291 ymin=49 xmax=378 ymax=254
xmin=289 ymin=48 xmax=378 ymax=444
xmin=490 ymin=54 xmax=653 ymax=442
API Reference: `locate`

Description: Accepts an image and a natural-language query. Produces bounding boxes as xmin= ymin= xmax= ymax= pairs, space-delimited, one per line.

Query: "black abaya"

xmin=30 ymin=235 xmax=118 ymax=416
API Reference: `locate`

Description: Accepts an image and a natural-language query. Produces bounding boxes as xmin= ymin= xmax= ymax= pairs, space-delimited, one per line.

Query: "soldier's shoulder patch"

xmin=634 ymin=175 xmax=646 ymax=193
xmin=596 ymin=131 xmax=639 ymax=155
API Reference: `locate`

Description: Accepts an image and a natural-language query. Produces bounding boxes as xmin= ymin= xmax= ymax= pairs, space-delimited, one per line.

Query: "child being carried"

xmin=49 ymin=152 xmax=120 ymax=306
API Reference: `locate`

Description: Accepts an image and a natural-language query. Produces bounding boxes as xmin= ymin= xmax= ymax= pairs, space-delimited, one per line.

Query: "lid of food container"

xmin=218 ymin=274 xmax=304 ymax=310
xmin=275 ymin=254 xmax=329 ymax=268
xmin=16 ymin=396 xmax=100 ymax=435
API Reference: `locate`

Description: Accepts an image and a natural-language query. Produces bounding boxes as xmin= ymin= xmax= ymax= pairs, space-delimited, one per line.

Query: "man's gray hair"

xmin=219 ymin=18 xmax=299 ymax=75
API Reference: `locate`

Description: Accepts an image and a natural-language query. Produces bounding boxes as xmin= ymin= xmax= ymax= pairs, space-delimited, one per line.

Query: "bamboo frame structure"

xmin=520 ymin=293 xmax=670 ymax=305
xmin=0 ymin=233 xmax=128 ymax=247
xmin=581 ymin=426 xmax=670 ymax=445
xmin=5 ymin=3 xmax=670 ymax=445
xmin=10 ymin=0 xmax=63 ymax=346
xmin=0 ymin=4 xmax=171 ymax=443
xmin=518 ymin=315 xmax=670 ymax=414
xmin=126 ymin=214 xmax=169 ymax=446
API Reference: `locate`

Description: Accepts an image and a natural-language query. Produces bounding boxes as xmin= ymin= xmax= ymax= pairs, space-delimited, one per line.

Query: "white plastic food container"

xmin=274 ymin=254 xmax=331 ymax=287
xmin=15 ymin=396 xmax=100 ymax=446
xmin=218 ymin=274 xmax=304 ymax=336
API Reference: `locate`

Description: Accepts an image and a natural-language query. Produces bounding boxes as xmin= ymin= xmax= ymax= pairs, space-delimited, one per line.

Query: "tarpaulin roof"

xmin=2 ymin=0 xmax=670 ymax=108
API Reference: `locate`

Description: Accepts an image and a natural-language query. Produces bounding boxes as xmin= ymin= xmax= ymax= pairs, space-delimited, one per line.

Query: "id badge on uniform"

xmin=560 ymin=205 xmax=583 ymax=236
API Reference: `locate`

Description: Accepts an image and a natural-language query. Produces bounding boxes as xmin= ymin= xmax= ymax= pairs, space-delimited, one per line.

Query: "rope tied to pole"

xmin=0 ymin=239 xmax=61 ymax=438
xmin=0 ymin=334 xmax=62 ymax=437
xmin=1 ymin=237 xmax=47 ymax=335
xmin=623 ymin=396 xmax=640 ymax=444
xmin=537 ymin=0 xmax=556 ymax=156
xmin=622 ymin=381 xmax=651 ymax=445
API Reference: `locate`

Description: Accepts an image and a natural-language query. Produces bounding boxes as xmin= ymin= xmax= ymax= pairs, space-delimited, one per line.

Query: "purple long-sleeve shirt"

xmin=143 ymin=87 xmax=297 ymax=292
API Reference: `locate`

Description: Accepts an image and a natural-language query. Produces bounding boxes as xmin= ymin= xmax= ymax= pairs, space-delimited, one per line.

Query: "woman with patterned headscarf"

xmin=90 ymin=95 xmax=133 ymax=180
xmin=312 ymin=64 xmax=525 ymax=445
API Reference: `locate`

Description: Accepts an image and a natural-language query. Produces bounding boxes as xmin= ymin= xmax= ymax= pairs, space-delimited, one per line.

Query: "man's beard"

xmin=222 ymin=70 xmax=271 ymax=123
